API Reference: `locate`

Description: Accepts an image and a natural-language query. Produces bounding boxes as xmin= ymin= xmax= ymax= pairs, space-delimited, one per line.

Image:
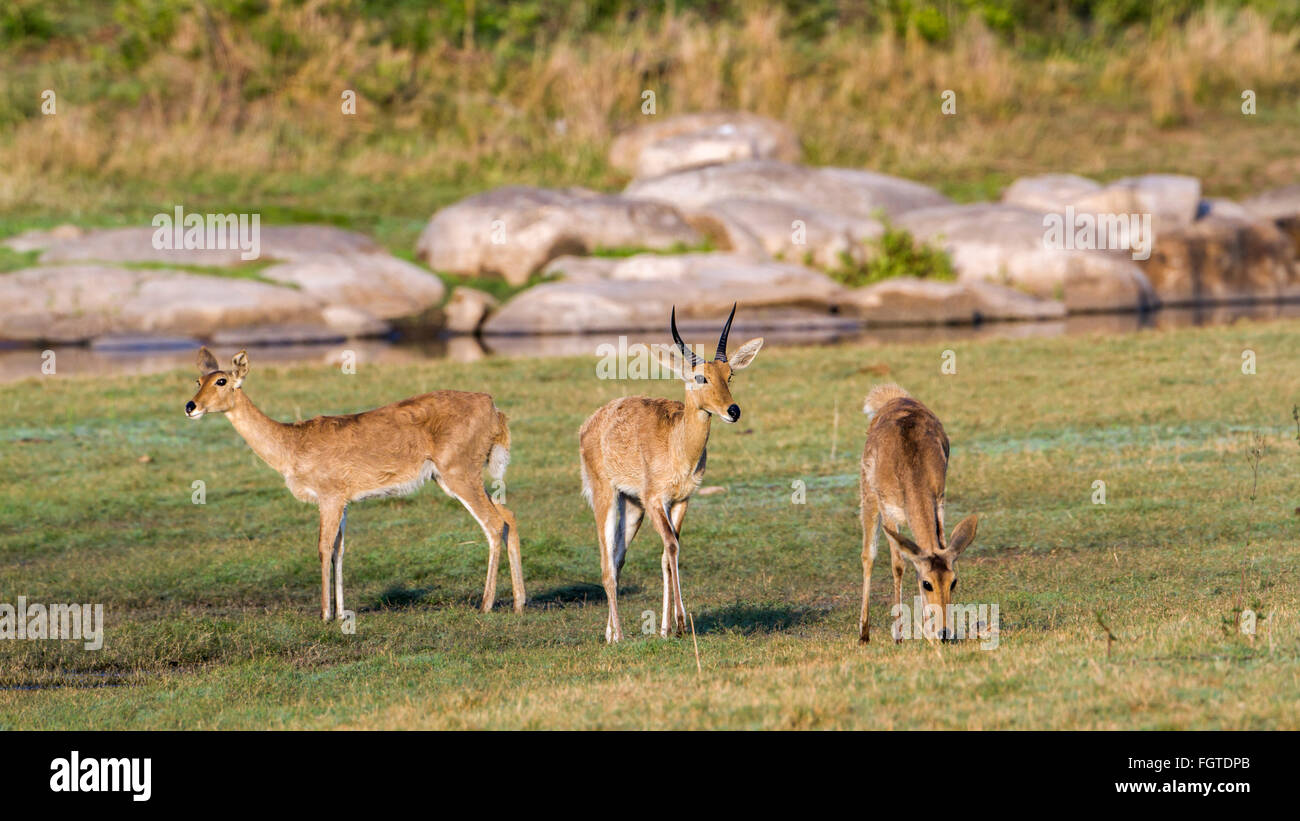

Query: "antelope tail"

xmin=863 ymin=383 xmax=911 ymax=417
xmin=487 ymin=408 xmax=511 ymax=481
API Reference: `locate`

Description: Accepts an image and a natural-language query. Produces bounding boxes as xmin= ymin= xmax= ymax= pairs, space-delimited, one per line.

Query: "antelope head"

xmin=883 ymin=514 xmax=979 ymax=641
xmin=186 ymin=347 xmax=249 ymax=419
xmin=659 ymin=304 xmax=764 ymax=423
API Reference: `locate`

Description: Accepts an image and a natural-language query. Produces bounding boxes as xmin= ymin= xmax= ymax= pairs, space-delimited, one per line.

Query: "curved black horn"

xmin=715 ymin=302 xmax=737 ymax=361
xmin=670 ymin=306 xmax=704 ymax=367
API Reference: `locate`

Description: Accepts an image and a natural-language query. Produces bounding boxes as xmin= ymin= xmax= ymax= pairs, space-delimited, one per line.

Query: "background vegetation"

xmin=2 ymin=0 xmax=1298 ymax=256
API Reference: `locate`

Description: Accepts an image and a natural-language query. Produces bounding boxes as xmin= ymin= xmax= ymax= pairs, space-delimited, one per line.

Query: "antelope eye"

xmin=922 ymin=580 xmax=934 ymax=591
xmin=695 ymin=375 xmax=707 ymax=384
xmin=216 ymin=378 xmax=227 ymax=386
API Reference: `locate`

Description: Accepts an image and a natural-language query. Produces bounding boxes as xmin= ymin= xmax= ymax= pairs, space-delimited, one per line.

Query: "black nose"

xmin=727 ymin=404 xmax=740 ymax=421
xmin=185 ymin=401 xmax=196 ymax=414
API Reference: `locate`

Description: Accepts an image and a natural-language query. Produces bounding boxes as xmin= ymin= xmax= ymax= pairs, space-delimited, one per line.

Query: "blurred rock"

xmin=895 ymin=203 xmax=1158 ymax=312
xmin=415 ymin=186 xmax=702 ymax=286
xmin=2 ymin=224 xmax=85 ymax=252
xmin=844 ymin=278 xmax=1065 ymax=324
xmin=0 ymin=224 xmax=445 ymax=342
xmin=260 ymin=253 xmax=445 ymax=321
xmin=1141 ymin=214 xmax=1298 ymax=305
xmin=1243 ymin=185 xmax=1300 ymax=253
xmin=625 ymin=160 xmax=950 ymax=222
xmin=610 ymin=112 xmax=801 ymax=178
xmin=443 ymin=287 xmax=500 ymax=334
xmin=1001 ymin=174 xmax=1103 ymax=211
xmin=1071 ymin=174 xmax=1201 ymax=236
xmin=0 ymin=265 xmax=329 ymax=343
xmin=696 ymin=198 xmax=884 ymax=268
xmin=483 ymin=252 xmax=847 ymax=334
xmin=37 ymin=224 xmax=382 ymax=265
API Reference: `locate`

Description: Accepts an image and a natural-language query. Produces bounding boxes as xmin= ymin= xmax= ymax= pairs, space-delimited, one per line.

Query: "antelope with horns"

xmin=859 ymin=384 xmax=978 ymax=644
xmin=184 ymin=347 xmax=525 ymax=620
xmin=579 ymin=305 xmax=764 ymax=643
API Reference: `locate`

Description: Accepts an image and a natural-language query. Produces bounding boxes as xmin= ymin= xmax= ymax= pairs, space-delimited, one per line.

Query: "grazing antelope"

xmin=859 ymin=384 xmax=978 ymax=644
xmin=579 ymin=305 xmax=764 ymax=642
xmin=184 ymin=347 xmax=525 ymax=621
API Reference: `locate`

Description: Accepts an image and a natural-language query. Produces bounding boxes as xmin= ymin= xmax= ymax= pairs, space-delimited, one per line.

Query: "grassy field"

xmin=1 ymin=318 xmax=1298 ymax=729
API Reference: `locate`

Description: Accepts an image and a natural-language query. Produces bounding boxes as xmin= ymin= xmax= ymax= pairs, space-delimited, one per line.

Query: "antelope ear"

xmin=728 ymin=337 xmax=764 ymax=370
xmin=948 ymin=514 xmax=979 ymax=556
xmin=197 ymin=346 xmax=220 ymax=375
xmin=230 ymin=350 xmax=249 ymax=386
xmin=652 ymin=343 xmax=691 ymax=382
xmin=883 ymin=524 xmax=924 ymax=559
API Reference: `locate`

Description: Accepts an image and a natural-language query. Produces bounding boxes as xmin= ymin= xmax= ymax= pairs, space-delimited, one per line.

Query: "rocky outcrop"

xmin=34 ymin=224 xmax=384 ymax=265
xmin=1001 ymin=174 xmax=1103 ymax=212
xmin=0 ymin=225 xmax=446 ymax=343
xmin=895 ymin=203 xmax=1157 ymax=312
xmin=415 ymin=186 xmax=702 ymax=286
xmin=1002 ymin=173 xmax=1200 ymax=235
xmin=609 ymin=112 xmax=801 ymax=179
xmin=0 ymin=265 xmax=329 ymax=343
xmin=625 ymin=161 xmax=951 ymax=223
xmin=693 ymin=198 xmax=883 ymax=268
xmin=483 ymin=253 xmax=847 ymax=334
xmin=1000 ymin=174 xmax=1296 ymax=306
xmin=843 ymin=278 xmax=1065 ymax=324
xmin=1243 ymin=185 xmax=1300 ymax=252
xmin=1141 ymin=214 xmax=1298 ymax=304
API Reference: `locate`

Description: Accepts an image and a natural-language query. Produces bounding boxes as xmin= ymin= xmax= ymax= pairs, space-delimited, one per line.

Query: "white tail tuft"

xmin=863 ymin=383 xmax=911 ymax=418
xmin=579 ymin=459 xmax=593 ymax=508
xmin=488 ymin=444 xmax=510 ymax=481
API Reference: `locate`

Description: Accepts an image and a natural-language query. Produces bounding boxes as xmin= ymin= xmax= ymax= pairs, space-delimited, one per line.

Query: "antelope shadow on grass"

xmin=692 ymin=603 xmax=830 ymax=635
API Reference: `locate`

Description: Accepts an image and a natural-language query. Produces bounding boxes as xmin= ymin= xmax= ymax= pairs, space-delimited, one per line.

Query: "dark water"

xmin=3 ymin=301 xmax=1298 ymax=385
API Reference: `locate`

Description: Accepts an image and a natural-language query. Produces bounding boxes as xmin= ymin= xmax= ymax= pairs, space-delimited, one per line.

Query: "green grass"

xmin=1 ymin=319 xmax=1298 ymax=729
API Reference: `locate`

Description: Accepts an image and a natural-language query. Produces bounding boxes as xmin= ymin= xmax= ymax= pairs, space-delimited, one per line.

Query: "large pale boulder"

xmin=415 ymin=186 xmax=702 ymax=286
xmin=259 ymin=254 xmax=446 ymax=321
xmin=2 ymin=224 xmax=85 ymax=252
xmin=695 ymin=198 xmax=883 ymax=268
xmin=625 ymin=161 xmax=950 ymax=223
xmin=610 ymin=112 xmax=801 ymax=178
xmin=36 ymin=224 xmax=383 ymax=265
xmin=0 ymin=266 xmax=328 ymax=343
xmin=12 ymin=224 xmax=446 ymax=329
xmin=1002 ymin=172 xmax=1201 ymax=238
xmin=1071 ymin=174 xmax=1202 ymax=236
xmin=1001 ymin=174 xmax=1103 ymax=212
xmin=895 ymin=203 xmax=1158 ymax=313
xmin=483 ymin=253 xmax=847 ymax=334
xmin=843 ymin=278 xmax=1065 ymax=325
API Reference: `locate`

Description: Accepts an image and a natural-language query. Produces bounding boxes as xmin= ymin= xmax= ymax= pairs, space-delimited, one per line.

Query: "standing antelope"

xmin=859 ymin=384 xmax=978 ymax=643
xmin=579 ymin=305 xmax=764 ymax=642
xmin=184 ymin=347 xmax=525 ymax=621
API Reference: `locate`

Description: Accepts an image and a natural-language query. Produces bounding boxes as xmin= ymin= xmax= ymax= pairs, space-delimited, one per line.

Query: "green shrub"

xmin=827 ymin=220 xmax=955 ymax=289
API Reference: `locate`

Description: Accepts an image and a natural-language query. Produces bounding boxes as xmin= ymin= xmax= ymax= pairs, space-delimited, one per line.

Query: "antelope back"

xmin=862 ymin=385 xmax=950 ymax=553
